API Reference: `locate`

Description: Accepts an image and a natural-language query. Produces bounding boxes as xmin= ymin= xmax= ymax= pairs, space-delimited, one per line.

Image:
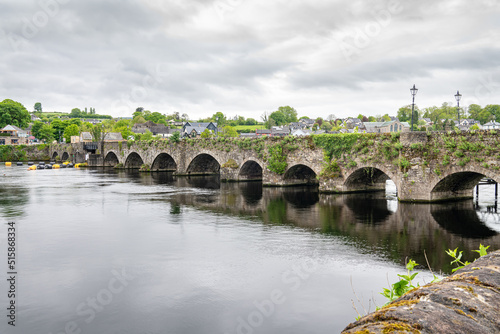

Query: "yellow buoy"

xmin=75 ymin=163 xmax=80 ymax=168
xmin=63 ymin=161 xmax=69 ymax=165
xmin=53 ymin=164 xmax=60 ymax=169
xmin=5 ymin=162 xmax=12 ymax=167
xmin=28 ymin=165 xmax=37 ymax=171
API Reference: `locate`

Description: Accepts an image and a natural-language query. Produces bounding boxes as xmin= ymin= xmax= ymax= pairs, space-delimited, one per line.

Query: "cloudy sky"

xmin=1 ymin=0 xmax=499 ymax=120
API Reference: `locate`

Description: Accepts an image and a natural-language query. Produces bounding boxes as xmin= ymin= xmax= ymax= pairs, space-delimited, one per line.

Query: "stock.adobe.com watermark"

xmin=225 ymin=258 xmax=318 ymax=334
xmin=337 ymin=0 xmax=403 ymax=63
xmin=3 ymin=0 xmax=72 ymax=52
xmin=47 ymin=268 xmax=134 ymax=334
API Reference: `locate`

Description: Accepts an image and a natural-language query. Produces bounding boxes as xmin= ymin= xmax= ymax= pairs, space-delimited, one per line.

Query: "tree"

xmin=80 ymin=122 xmax=94 ymax=132
xmin=90 ymin=123 xmax=112 ymax=154
xmin=141 ymin=130 xmax=154 ymax=141
xmin=397 ymin=105 xmax=412 ymax=122
xmin=484 ymin=105 xmax=500 ymax=121
xmin=70 ymin=118 xmax=82 ymax=126
xmin=114 ymin=125 xmax=133 ymax=140
xmin=218 ymin=126 xmax=239 ymax=137
xmin=368 ymin=116 xmax=376 ymax=122
xmin=70 ymin=108 xmax=82 ymax=118
xmin=357 ymin=114 xmax=364 ymax=120
xmin=315 ymin=117 xmax=323 ymax=127
xmin=31 ymin=121 xmax=44 ymax=140
xmin=321 ymin=122 xmax=333 ymax=131
xmin=200 ymin=129 xmax=214 ymax=138
xmin=34 ymin=102 xmax=42 ymax=112
xmin=0 ymin=99 xmax=31 ymax=129
xmin=63 ymin=124 xmax=80 ymax=143
xmin=269 ymin=111 xmax=286 ymax=126
xmin=170 ymin=131 xmax=180 ymax=143
xmin=382 ymin=114 xmax=391 ymax=122
xmin=212 ymin=112 xmax=226 ymax=126
xmin=362 ymin=116 xmax=369 ymax=122
xmin=276 ymin=106 xmax=298 ymax=123
xmin=148 ymin=112 xmax=167 ymax=124
xmin=38 ymin=124 xmax=54 ymax=143
xmin=133 ymin=108 xmax=144 ymax=118
xmin=50 ymin=119 xmax=68 ymax=142
xmin=327 ymin=114 xmax=336 ymax=121
xmin=133 ymin=115 xmax=146 ymax=124
xmin=181 ymin=113 xmax=189 ymax=121
xmin=261 ymin=112 xmax=269 ymax=128
xmin=245 ymin=118 xmax=257 ymax=125
xmin=466 ymin=104 xmax=493 ymax=124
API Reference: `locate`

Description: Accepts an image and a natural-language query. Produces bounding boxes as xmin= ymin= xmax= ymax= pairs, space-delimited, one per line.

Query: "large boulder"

xmin=342 ymin=250 xmax=500 ymax=334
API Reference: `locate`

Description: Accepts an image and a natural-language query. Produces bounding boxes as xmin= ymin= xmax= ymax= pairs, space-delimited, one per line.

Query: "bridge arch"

xmin=283 ymin=164 xmax=318 ymax=185
xmin=343 ymin=167 xmax=395 ymax=193
xmin=51 ymin=151 xmax=59 ymax=160
xmin=429 ymin=171 xmax=498 ymax=202
xmin=61 ymin=152 xmax=69 ymax=161
xmin=104 ymin=151 xmax=119 ymax=167
xmin=187 ymin=153 xmax=220 ymax=174
xmin=124 ymin=152 xmax=144 ymax=169
xmin=239 ymin=160 xmax=263 ymax=180
xmin=151 ymin=153 xmax=177 ymax=172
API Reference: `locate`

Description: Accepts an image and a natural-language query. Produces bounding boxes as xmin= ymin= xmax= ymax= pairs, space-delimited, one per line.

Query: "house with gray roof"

xmin=181 ymin=122 xmax=218 ymax=138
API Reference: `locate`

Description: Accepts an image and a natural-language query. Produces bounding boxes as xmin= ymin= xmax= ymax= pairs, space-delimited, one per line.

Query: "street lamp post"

xmin=410 ymin=84 xmax=418 ymax=132
xmin=455 ymin=90 xmax=462 ymax=130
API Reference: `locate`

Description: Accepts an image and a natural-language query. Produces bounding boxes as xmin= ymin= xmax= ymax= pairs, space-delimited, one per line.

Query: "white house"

xmin=482 ymin=121 xmax=500 ymax=130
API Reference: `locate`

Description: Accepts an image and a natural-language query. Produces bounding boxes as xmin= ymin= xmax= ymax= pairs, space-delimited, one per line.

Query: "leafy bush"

xmin=267 ymin=144 xmax=287 ymax=174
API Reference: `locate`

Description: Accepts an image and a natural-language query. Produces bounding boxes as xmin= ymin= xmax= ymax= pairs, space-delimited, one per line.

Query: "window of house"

xmin=11 ymin=139 xmax=18 ymax=144
xmin=390 ymin=125 xmax=393 ymax=132
xmin=0 ymin=139 xmax=5 ymax=145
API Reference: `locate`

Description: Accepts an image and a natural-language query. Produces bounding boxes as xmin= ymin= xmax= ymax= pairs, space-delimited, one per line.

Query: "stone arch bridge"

xmin=49 ymin=131 xmax=500 ymax=203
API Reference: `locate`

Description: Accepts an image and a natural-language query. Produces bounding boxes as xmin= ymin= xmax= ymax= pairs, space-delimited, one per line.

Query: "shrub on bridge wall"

xmin=222 ymin=159 xmax=239 ymax=169
xmin=0 ymin=145 xmax=50 ymax=162
xmin=267 ymin=143 xmax=288 ymax=174
xmin=312 ymin=133 xmax=403 ymax=176
xmin=0 ymin=145 xmax=26 ymax=161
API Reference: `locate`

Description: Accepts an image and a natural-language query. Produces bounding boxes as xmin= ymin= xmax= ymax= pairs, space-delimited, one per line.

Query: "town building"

xmin=0 ymin=125 xmax=30 ymax=145
xmin=363 ymin=120 xmax=410 ymax=133
xmin=482 ymin=121 xmax=500 ymax=130
xmin=181 ymin=122 xmax=218 ymax=138
xmin=132 ymin=121 xmax=172 ymax=137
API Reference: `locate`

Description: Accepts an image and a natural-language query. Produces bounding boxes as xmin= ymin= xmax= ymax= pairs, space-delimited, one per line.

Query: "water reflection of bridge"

xmin=140 ymin=173 xmax=500 ymax=273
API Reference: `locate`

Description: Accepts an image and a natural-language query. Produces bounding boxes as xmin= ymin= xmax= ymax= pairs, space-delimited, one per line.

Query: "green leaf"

xmin=406 ymin=259 xmax=418 ymax=271
xmin=446 ymin=248 xmax=457 ymax=258
xmin=473 ymin=244 xmax=490 ymax=257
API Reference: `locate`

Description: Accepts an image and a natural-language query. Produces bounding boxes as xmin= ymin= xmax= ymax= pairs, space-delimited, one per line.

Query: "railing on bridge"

xmin=84 ymin=142 xmax=98 ymax=151
xmin=475 ymin=178 xmax=499 ymax=212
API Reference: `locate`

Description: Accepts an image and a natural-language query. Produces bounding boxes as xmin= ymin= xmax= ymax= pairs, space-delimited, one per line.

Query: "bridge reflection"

xmin=113 ymin=170 xmax=500 ymax=273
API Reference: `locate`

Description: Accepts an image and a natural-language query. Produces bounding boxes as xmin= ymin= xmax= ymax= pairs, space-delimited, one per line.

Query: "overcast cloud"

xmin=1 ymin=0 xmax=499 ymax=120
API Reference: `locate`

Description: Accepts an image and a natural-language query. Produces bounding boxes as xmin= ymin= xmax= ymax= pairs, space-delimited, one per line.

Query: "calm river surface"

xmin=0 ymin=166 xmax=499 ymax=334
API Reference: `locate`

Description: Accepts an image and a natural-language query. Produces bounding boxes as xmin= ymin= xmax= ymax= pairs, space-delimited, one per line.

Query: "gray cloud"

xmin=0 ymin=0 xmax=499 ymax=119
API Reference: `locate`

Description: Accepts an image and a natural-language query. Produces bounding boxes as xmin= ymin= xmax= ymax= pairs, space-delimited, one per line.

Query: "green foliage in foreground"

xmin=380 ymin=244 xmax=489 ymax=306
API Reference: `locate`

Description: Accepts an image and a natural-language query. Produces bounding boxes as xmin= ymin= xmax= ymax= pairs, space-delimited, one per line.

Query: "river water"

xmin=0 ymin=166 xmax=499 ymax=334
